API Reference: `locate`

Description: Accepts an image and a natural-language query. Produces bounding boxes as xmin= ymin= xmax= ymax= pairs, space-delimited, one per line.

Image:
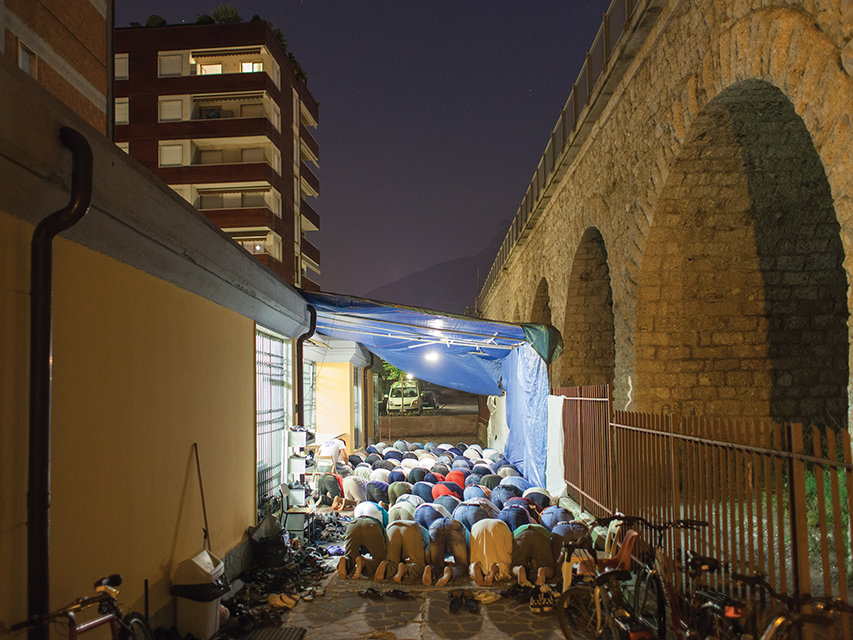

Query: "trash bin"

xmin=171 ymin=549 xmax=230 ymax=640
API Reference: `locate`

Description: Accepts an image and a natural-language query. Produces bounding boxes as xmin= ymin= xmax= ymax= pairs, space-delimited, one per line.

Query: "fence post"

xmin=787 ymin=422 xmax=810 ymax=601
xmin=607 ymin=385 xmax=615 ymax=513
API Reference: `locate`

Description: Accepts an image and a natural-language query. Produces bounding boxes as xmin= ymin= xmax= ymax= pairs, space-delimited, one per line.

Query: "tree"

xmin=196 ymin=14 xmax=214 ymax=24
xmin=211 ymin=4 xmax=241 ymax=24
xmin=146 ymin=15 xmax=166 ymax=27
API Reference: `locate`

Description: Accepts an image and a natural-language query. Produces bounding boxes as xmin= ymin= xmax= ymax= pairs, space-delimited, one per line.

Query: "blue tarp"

xmin=301 ymin=291 xmax=557 ymax=485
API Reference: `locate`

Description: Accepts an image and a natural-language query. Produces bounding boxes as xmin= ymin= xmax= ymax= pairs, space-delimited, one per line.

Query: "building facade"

xmin=1 ymin=0 xmax=111 ymax=134
xmin=115 ymin=20 xmax=321 ymax=288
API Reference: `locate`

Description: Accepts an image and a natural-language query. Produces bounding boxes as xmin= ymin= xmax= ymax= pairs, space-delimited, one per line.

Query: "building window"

xmin=199 ymin=149 xmax=222 ymax=165
xmin=241 ymin=148 xmax=264 ymax=163
xmin=114 ymin=53 xmax=129 ymax=80
xmin=242 ymin=191 xmax=266 ymax=207
xmin=200 ymin=63 xmax=222 ymax=75
xmin=18 ymin=43 xmax=36 ymax=77
xmin=199 ymin=193 xmax=223 ymax=209
xmin=114 ymin=98 xmax=129 ymax=125
xmin=271 ymin=104 xmax=281 ymax=132
xmin=353 ymin=368 xmax=362 ymax=449
xmin=116 ymin=142 xmax=129 ymax=154
xmin=158 ymin=99 xmax=183 ymax=122
xmin=158 ymin=53 xmax=183 ymax=77
xmin=241 ymin=61 xmax=263 ymax=73
xmin=256 ymin=328 xmax=293 ymax=506
xmin=158 ymin=144 xmax=183 ymax=167
xmin=240 ymin=103 xmax=264 ymax=118
xmin=303 ymin=362 xmax=316 ymax=432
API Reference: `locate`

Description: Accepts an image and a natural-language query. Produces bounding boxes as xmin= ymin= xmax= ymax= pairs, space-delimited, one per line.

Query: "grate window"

xmin=256 ymin=328 xmax=292 ymax=508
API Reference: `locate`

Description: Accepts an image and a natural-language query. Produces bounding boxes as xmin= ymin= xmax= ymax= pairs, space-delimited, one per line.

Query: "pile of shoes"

xmin=500 ymin=583 xmax=534 ymax=603
xmin=356 ymin=588 xmax=414 ymax=600
xmin=527 ymin=584 xmax=555 ymax=613
xmin=448 ymin=590 xmax=479 ymax=613
xmin=312 ymin=512 xmax=348 ymax=542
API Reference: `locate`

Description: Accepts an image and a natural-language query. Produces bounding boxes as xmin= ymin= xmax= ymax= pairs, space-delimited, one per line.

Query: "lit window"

xmin=158 ymin=99 xmax=183 ymax=122
xmin=115 ymin=98 xmax=129 ymax=124
xmin=241 ymin=61 xmax=263 ymax=73
xmin=200 ymin=63 xmax=222 ymax=75
xmin=116 ymin=142 xmax=129 ymax=154
xmin=159 ymin=144 xmax=183 ymax=167
xmin=114 ymin=53 xmax=129 ymax=80
xmin=18 ymin=43 xmax=36 ymax=77
xmin=158 ymin=53 xmax=183 ymax=77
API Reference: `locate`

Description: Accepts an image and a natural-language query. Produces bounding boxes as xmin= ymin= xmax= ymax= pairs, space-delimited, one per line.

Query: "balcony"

xmin=301 ymin=198 xmax=320 ymax=231
xmin=202 ymin=206 xmax=279 ymax=229
xmin=159 ymin=161 xmax=279 ymax=185
xmin=301 ymin=275 xmax=321 ymax=292
xmin=297 ymin=86 xmax=319 ymax=126
xmin=300 ymin=162 xmax=319 ymax=197
xmin=300 ymin=124 xmax=319 ymax=161
xmin=301 ymin=238 xmax=320 ymax=265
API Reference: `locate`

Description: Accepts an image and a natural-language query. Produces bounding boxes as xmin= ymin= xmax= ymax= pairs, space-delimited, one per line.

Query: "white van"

xmin=386 ymin=381 xmax=421 ymax=415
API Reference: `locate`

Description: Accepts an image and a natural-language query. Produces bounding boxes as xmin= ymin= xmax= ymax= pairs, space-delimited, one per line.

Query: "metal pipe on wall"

xmin=28 ymin=127 xmax=93 ymax=640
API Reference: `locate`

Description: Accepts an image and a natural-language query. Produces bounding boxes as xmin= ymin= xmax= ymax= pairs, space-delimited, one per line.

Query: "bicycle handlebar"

xmin=731 ymin=572 xmax=853 ymax=614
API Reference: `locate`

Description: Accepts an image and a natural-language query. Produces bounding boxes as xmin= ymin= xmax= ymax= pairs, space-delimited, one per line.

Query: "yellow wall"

xmin=315 ymin=362 xmax=353 ymax=450
xmin=1 ymin=211 xmax=256 ymax=626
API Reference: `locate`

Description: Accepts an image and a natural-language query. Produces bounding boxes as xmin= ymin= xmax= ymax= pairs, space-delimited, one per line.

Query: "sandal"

xmin=358 ymin=588 xmax=384 ymax=599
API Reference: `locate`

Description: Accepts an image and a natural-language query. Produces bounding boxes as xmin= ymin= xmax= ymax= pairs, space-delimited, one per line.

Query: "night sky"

xmin=115 ymin=1 xmax=613 ymax=310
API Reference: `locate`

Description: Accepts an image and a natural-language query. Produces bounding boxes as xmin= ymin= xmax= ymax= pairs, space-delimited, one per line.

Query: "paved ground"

xmin=282 ymin=573 xmax=566 ymax=640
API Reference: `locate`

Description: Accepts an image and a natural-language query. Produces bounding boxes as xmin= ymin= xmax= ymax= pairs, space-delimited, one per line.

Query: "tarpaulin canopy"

xmin=301 ymin=291 xmax=564 ymax=486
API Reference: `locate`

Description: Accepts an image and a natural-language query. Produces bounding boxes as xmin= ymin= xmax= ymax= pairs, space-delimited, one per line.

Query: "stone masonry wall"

xmin=481 ymin=0 xmax=853 ymax=426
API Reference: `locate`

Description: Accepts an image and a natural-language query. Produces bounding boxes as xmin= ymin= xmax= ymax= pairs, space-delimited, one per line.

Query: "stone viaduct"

xmin=478 ymin=0 xmax=853 ymax=429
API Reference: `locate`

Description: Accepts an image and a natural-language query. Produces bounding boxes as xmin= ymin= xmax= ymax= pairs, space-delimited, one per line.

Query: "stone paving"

xmin=283 ymin=572 xmax=566 ymax=640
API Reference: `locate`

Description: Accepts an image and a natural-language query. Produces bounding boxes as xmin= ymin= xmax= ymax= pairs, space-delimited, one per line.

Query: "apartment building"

xmin=2 ymin=0 xmax=111 ymax=133
xmin=115 ymin=20 xmax=321 ymax=288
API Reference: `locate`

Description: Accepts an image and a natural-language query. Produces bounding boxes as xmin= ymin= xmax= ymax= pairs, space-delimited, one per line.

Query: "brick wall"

xmin=481 ymin=0 xmax=853 ymax=428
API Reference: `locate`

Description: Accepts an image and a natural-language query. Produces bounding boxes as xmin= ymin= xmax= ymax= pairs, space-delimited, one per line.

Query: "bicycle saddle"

xmin=686 ymin=550 xmax=720 ymax=573
xmin=595 ymin=569 xmax=632 ymax=585
xmin=94 ymin=574 xmax=122 ymax=589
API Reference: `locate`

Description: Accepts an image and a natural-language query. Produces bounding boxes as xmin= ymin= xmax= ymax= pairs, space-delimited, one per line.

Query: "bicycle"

xmin=631 ymin=518 xmax=747 ymax=640
xmin=11 ymin=574 xmax=153 ymax=640
xmin=556 ymin=515 xmax=654 ymax=640
xmin=731 ymin=571 xmax=853 ymax=640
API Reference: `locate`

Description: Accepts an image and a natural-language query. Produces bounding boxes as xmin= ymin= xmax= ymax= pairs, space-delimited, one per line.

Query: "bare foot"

xmin=422 ymin=565 xmax=432 ymax=586
xmin=331 ymin=496 xmax=342 ymax=511
xmin=337 ymin=557 xmax=348 ymax=580
xmin=436 ymin=566 xmax=452 ymax=587
xmin=471 ymin=563 xmax=486 ymax=586
xmin=485 ymin=563 xmax=498 ymax=587
xmin=393 ymin=562 xmax=406 ymax=584
xmin=374 ymin=560 xmax=388 ymax=582
xmin=515 ymin=565 xmax=531 ymax=587
xmin=536 ymin=567 xmax=548 ymax=586
xmin=352 ymin=556 xmax=364 ymax=580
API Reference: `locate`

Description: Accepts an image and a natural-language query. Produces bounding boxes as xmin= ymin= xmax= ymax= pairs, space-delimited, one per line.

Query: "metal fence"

xmin=558 ymin=385 xmax=853 ymax=615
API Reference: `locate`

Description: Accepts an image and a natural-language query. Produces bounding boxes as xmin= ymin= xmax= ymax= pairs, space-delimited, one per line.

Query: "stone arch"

xmin=530 ymin=276 xmax=552 ymax=325
xmin=554 ymin=227 xmax=615 ymax=388
xmin=635 ymin=79 xmax=848 ymax=426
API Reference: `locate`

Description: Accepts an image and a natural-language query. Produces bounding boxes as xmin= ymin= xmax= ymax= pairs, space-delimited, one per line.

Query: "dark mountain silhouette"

xmin=364 ymin=224 xmax=509 ymax=315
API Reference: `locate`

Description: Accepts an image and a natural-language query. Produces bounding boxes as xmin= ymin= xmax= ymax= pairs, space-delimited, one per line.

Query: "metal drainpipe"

xmin=295 ymin=305 xmax=317 ymax=427
xmin=28 ymin=127 xmax=93 ymax=640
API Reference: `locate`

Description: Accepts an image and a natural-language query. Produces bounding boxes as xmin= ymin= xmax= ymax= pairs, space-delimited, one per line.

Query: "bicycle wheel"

xmin=119 ymin=613 xmax=154 ymax=640
xmin=634 ymin=570 xmax=666 ymax=639
xmin=557 ymin=584 xmax=598 ymax=640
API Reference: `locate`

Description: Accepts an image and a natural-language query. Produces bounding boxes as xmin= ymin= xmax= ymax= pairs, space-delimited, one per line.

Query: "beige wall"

xmin=315 ymin=362 xmax=353 ymax=449
xmin=1 ymin=211 xmax=256 ymax=625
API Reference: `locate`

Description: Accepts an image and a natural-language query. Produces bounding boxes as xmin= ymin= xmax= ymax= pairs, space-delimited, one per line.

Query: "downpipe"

xmin=295 ymin=305 xmax=317 ymax=427
xmin=28 ymin=126 xmax=93 ymax=640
